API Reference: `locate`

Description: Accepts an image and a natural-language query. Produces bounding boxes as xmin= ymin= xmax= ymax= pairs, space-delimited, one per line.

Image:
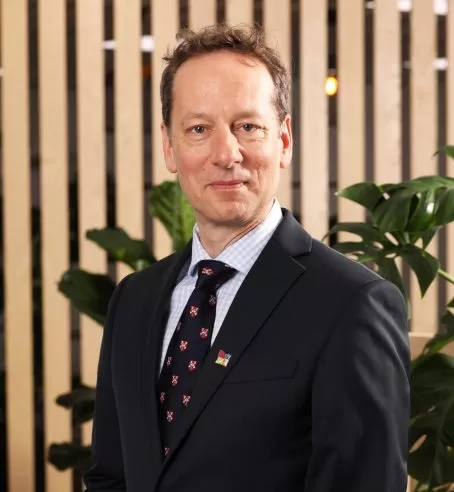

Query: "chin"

xmin=205 ymin=200 xmax=253 ymax=225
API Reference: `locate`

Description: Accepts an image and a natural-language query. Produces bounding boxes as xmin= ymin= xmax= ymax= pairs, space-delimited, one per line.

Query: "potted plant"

xmin=323 ymin=146 xmax=454 ymax=491
xmin=48 ymin=180 xmax=195 ymax=470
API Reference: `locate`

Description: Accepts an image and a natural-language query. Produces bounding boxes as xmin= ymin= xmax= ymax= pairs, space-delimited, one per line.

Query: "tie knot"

xmin=195 ymin=260 xmax=236 ymax=291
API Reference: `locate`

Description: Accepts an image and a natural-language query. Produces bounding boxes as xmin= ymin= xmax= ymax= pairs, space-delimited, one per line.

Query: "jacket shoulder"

xmin=302 ymin=238 xmax=386 ymax=290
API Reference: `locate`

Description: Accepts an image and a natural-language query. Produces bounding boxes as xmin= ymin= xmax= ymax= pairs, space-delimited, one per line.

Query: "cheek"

xmin=174 ymin=154 xmax=209 ymax=197
xmin=174 ymin=148 xmax=205 ymax=176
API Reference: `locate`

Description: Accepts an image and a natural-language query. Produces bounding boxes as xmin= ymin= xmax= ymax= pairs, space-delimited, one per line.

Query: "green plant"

xmin=48 ymin=180 xmax=195 ymax=471
xmin=323 ymin=145 xmax=454 ymax=492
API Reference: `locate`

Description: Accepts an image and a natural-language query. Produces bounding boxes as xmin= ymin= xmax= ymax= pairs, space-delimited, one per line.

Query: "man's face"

xmin=161 ymin=50 xmax=292 ymax=228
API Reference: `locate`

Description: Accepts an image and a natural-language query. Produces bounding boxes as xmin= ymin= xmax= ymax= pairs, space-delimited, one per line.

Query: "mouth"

xmin=210 ymin=180 xmax=247 ymax=190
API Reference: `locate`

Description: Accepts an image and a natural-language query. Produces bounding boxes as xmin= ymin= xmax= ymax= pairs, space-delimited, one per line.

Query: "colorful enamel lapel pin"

xmin=215 ymin=349 xmax=232 ymax=367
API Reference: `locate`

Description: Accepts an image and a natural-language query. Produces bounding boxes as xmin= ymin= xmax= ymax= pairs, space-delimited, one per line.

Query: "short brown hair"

xmin=160 ymin=24 xmax=291 ymax=128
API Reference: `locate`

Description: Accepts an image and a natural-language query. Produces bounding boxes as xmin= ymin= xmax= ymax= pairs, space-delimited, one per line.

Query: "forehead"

xmin=172 ymin=51 xmax=275 ymax=114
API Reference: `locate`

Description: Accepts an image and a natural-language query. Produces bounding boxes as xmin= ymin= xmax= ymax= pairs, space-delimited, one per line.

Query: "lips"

xmin=210 ymin=180 xmax=246 ymax=187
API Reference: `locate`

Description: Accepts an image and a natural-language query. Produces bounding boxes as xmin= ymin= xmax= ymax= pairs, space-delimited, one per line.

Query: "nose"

xmin=211 ymin=128 xmax=243 ymax=168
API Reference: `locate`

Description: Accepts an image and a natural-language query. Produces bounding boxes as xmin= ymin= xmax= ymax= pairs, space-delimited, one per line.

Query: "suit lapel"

xmin=157 ymin=209 xmax=312 ymax=479
xmin=141 ymin=242 xmax=192 ymax=473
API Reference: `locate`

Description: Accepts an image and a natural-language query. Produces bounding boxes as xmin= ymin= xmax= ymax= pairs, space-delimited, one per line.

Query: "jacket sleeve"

xmin=83 ymin=275 xmax=131 ymax=491
xmin=304 ymin=279 xmax=411 ymax=492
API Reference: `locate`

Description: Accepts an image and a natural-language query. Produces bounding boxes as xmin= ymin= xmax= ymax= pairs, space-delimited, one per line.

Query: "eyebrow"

xmin=182 ymin=110 xmax=264 ymax=123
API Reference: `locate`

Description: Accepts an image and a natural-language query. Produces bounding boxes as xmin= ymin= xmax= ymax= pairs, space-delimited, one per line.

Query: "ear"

xmin=279 ymin=114 xmax=293 ymax=169
xmin=161 ymin=123 xmax=177 ymax=174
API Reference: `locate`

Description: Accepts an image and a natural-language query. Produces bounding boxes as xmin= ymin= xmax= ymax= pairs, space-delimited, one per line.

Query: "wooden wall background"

xmin=0 ymin=1 xmax=453 ymax=491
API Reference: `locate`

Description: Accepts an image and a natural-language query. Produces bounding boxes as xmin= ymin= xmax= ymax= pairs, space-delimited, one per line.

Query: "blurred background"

xmin=0 ymin=0 xmax=453 ymax=491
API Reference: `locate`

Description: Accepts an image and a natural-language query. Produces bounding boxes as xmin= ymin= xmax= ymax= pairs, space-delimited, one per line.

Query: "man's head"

xmin=160 ymin=24 xmax=293 ymax=230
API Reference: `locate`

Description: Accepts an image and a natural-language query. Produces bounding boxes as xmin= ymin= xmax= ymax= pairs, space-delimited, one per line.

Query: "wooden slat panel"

xmin=374 ymin=0 xmax=401 ymax=184
xmin=38 ymin=1 xmax=71 ymax=490
xmin=189 ymin=0 xmax=217 ymax=30
xmin=411 ymin=2 xmax=437 ymax=334
xmin=338 ymin=0 xmax=365 ymax=235
xmin=264 ymin=0 xmax=292 ymax=212
xmin=151 ymin=0 xmax=179 ymax=260
xmin=407 ymin=477 xmax=413 ymax=492
xmin=225 ymin=0 xmax=254 ymax=26
xmin=76 ymin=0 xmax=106 ymax=445
xmin=115 ymin=0 xmax=144 ymax=280
xmin=374 ymin=0 xmax=404 ymax=323
xmin=299 ymin=0 xmax=328 ymax=238
xmin=447 ymin=0 xmax=454 ymax=311
xmin=1 ymin=1 xmax=35 ymax=490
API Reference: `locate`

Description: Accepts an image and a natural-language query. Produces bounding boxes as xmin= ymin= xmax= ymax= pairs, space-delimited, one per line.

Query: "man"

xmin=84 ymin=24 xmax=410 ymax=492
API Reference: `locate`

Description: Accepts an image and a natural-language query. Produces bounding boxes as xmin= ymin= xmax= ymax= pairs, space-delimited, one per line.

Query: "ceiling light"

xmin=325 ymin=76 xmax=338 ymax=96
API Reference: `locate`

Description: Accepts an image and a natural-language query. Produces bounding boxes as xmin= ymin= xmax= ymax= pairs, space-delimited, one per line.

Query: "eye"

xmin=190 ymin=125 xmax=206 ymax=134
xmin=241 ymin=123 xmax=258 ymax=132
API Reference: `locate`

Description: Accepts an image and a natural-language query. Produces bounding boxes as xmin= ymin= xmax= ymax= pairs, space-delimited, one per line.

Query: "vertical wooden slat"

xmin=151 ymin=0 xmax=179 ymax=260
xmin=263 ymin=0 xmax=292 ymax=212
xmin=411 ymin=2 xmax=437 ymax=334
xmin=225 ymin=0 xmax=254 ymax=26
xmin=1 ymin=1 xmax=35 ymax=490
xmin=338 ymin=0 xmax=365 ymax=235
xmin=447 ymin=0 xmax=454 ymax=312
xmin=189 ymin=0 xmax=217 ymax=31
xmin=374 ymin=0 xmax=404 ymax=326
xmin=299 ymin=0 xmax=328 ymax=238
xmin=374 ymin=0 xmax=401 ymax=184
xmin=76 ymin=0 xmax=106 ymax=445
xmin=115 ymin=0 xmax=144 ymax=280
xmin=38 ymin=1 xmax=71 ymax=490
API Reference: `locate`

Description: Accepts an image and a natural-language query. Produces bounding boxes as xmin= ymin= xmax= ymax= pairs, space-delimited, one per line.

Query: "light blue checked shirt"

xmin=159 ymin=200 xmax=283 ymax=371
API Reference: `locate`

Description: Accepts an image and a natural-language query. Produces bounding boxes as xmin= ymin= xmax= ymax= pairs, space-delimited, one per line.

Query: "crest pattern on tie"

xmin=157 ymin=259 xmax=236 ymax=457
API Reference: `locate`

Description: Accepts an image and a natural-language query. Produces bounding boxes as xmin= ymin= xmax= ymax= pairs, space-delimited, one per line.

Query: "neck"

xmin=196 ymin=202 xmax=274 ymax=258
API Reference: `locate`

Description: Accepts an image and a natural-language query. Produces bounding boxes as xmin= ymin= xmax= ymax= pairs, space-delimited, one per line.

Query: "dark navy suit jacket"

xmin=83 ymin=209 xmax=410 ymax=492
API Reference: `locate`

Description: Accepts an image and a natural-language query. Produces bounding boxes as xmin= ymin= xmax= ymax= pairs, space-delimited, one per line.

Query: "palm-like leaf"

xmin=330 ymin=145 xmax=454 ymax=490
xmin=409 ymin=354 xmax=454 ymax=487
xmin=48 ymin=443 xmax=92 ymax=471
xmin=58 ymin=269 xmax=115 ymax=326
xmin=86 ymin=228 xmax=156 ymax=270
xmin=55 ymin=385 xmax=96 ymax=424
xmin=148 ymin=180 xmax=195 ymax=251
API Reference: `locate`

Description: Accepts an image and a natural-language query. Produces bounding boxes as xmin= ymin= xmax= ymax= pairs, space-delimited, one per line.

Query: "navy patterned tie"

xmin=157 ymin=259 xmax=236 ymax=457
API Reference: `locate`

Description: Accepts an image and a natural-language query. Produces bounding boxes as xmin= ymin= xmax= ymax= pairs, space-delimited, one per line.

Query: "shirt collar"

xmin=188 ymin=199 xmax=282 ymax=278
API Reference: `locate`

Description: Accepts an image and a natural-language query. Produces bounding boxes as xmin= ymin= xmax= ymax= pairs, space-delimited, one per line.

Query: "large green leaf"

xmin=410 ymin=354 xmax=454 ymax=487
xmin=48 ymin=443 xmax=92 ymax=471
xmin=375 ymin=257 xmax=409 ymax=314
xmin=436 ymin=145 xmax=454 ymax=160
xmin=148 ymin=180 xmax=195 ymax=251
xmin=378 ymin=176 xmax=454 ymax=233
xmin=408 ymin=401 xmax=454 ymax=487
xmin=401 ymin=245 xmax=440 ymax=298
xmin=385 ymin=176 xmax=454 ymax=193
xmin=58 ymin=268 xmax=115 ymax=326
xmin=56 ymin=385 xmax=96 ymax=424
xmin=411 ymin=354 xmax=454 ymax=417
xmin=331 ymin=241 xmax=389 ymax=260
xmin=435 ymin=188 xmax=454 ymax=226
xmin=323 ymin=222 xmax=392 ymax=247
xmin=86 ymin=228 xmax=156 ymax=271
xmin=371 ymin=189 xmax=413 ymax=232
xmin=419 ymin=228 xmax=440 ymax=249
xmin=335 ymin=182 xmax=383 ymax=212
xmin=406 ymin=190 xmax=438 ymax=232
